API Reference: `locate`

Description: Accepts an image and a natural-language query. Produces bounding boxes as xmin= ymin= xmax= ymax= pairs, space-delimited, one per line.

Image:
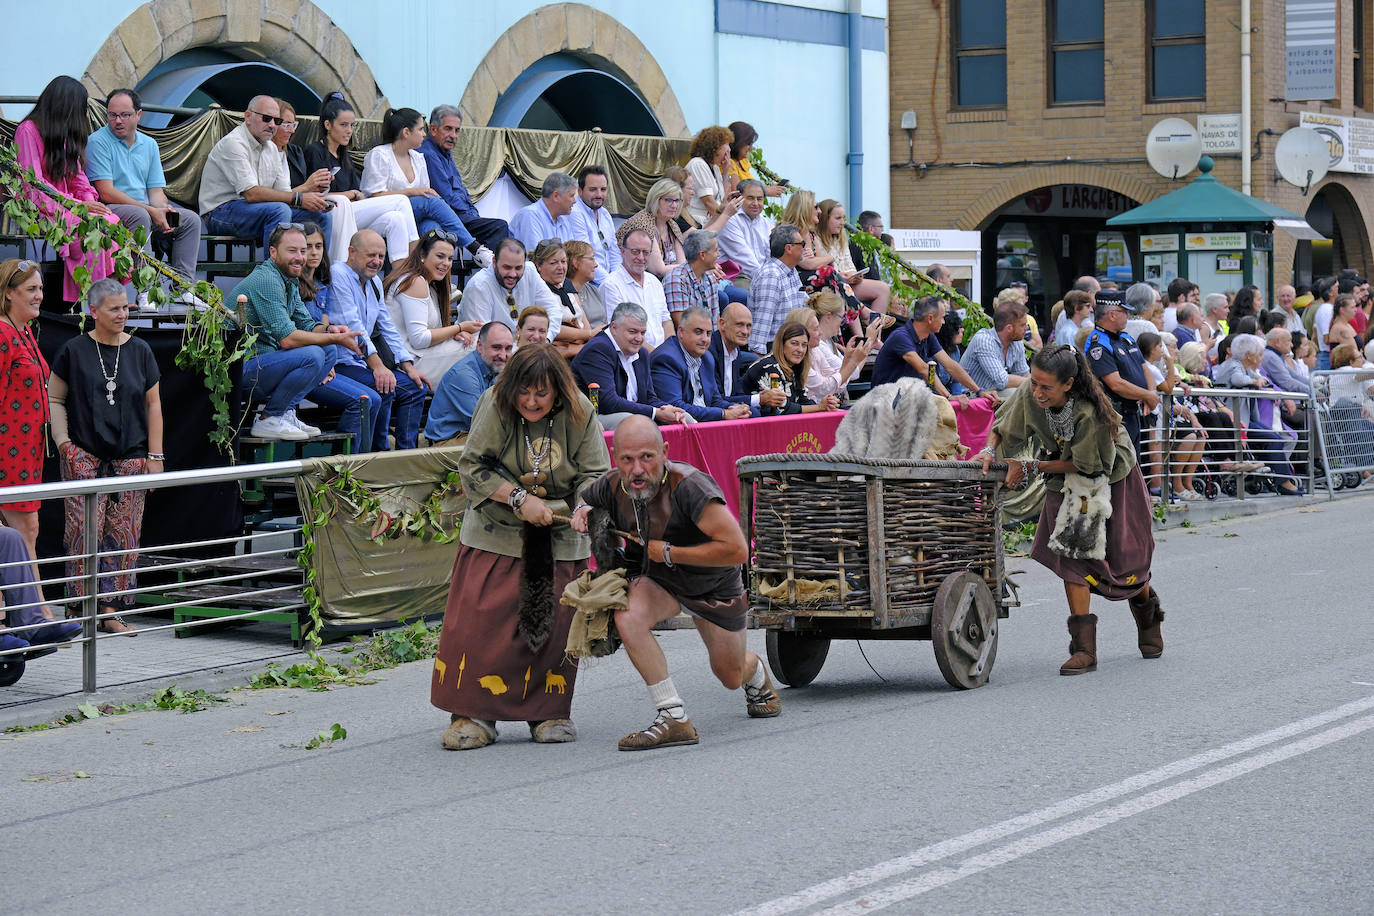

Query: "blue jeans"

xmin=241 ymin=346 xmax=332 ymax=416
xmin=1245 ymin=427 xmax=1295 ymax=479
xmin=308 ymin=370 xmax=381 ymax=452
xmin=206 ymin=198 xmax=334 ymax=249
xmin=326 ymin=364 xmax=426 ymax=451
xmin=410 ymin=194 xmax=474 ymax=249
xmin=1317 ymin=350 xmax=1331 ymax=370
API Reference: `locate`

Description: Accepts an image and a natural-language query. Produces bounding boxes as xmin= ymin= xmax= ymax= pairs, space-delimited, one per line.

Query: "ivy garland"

xmin=746 ymin=146 xmax=991 ymax=338
xmin=296 ymin=464 xmax=463 ymax=652
xmin=0 ymin=145 xmax=253 ymax=453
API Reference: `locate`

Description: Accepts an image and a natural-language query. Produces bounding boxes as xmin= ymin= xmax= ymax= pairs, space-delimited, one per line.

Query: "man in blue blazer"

xmin=652 ymin=307 xmax=756 ymax=421
xmin=571 ymin=302 xmax=689 ymax=429
xmin=708 ymin=302 xmax=787 ymax=412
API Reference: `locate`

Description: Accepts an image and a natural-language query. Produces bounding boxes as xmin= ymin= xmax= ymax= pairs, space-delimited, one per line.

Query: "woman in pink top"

xmin=14 ymin=76 xmax=119 ymax=303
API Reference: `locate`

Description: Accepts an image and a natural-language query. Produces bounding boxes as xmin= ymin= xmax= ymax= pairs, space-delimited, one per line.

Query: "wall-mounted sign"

xmin=1140 ymin=233 xmax=1179 ymax=252
xmin=1186 ymin=232 xmax=1247 ymax=250
xmin=1298 ymin=111 xmax=1374 ymax=175
xmin=1198 ymin=114 xmax=1242 ymax=154
xmin=1000 ymin=185 xmax=1136 ymax=218
xmin=1286 ymin=3 xmax=1337 ymax=101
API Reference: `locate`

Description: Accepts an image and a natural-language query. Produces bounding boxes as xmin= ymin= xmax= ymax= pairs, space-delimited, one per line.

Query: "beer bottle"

xmin=769 ymin=372 xmax=781 ymax=389
xmin=587 ymin=382 xmax=600 ymax=411
xmin=926 ymin=360 xmax=937 ymax=389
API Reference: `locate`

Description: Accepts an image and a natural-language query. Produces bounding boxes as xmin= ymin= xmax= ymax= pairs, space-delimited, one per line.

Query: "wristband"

xmin=509 ymin=487 xmax=528 ymax=511
xmin=661 ymin=543 xmax=674 ymax=568
xmin=146 ymin=452 xmax=165 ymax=461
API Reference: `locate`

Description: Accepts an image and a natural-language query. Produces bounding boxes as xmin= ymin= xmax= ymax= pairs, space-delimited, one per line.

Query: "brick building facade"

xmin=888 ymin=0 xmax=1374 ymax=309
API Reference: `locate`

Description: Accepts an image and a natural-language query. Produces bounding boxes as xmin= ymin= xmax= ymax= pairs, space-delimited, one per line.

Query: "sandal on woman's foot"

xmin=529 ymin=719 xmax=577 ymax=743
xmin=97 ymin=616 xmax=138 ymax=636
xmin=441 ymin=715 xmax=497 ymax=750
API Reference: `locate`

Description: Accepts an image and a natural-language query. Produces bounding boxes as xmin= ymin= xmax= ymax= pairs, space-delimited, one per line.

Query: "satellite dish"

xmin=1145 ymin=118 xmax=1202 ymax=180
xmin=1274 ymin=127 xmax=1330 ymax=195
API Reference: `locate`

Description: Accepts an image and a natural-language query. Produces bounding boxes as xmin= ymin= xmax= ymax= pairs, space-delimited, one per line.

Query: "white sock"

xmin=744 ymin=657 xmax=766 ymax=691
xmin=647 ymin=677 xmax=686 ymax=720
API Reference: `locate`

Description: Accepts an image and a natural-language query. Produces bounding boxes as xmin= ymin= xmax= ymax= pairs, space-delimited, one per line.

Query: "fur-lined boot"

xmin=1060 ymin=614 xmax=1098 ymax=676
xmin=1127 ymin=587 xmax=1165 ymax=659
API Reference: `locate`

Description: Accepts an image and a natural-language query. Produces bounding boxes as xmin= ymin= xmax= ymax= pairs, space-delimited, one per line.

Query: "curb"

xmin=0 ymin=646 xmax=347 ymax=734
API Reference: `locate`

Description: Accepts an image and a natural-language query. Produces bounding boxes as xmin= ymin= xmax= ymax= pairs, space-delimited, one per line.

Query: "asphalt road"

xmin=3 ymin=494 xmax=1372 ymax=915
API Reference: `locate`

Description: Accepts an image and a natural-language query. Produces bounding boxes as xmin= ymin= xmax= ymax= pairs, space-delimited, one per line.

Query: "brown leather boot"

xmin=1128 ymin=588 xmax=1165 ymax=659
xmin=1059 ymin=614 xmax=1098 ymax=675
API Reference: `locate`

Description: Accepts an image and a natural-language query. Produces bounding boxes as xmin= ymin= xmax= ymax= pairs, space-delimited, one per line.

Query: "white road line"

xmin=732 ymin=694 xmax=1374 ymax=916
xmin=820 ymin=713 xmax=1374 ymax=914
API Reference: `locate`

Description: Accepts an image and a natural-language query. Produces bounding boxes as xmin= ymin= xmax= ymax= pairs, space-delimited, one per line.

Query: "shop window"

xmin=1049 ymin=0 xmax=1104 ymax=104
xmin=995 ymin=223 xmax=1040 ymax=294
xmin=953 ymin=0 xmax=1007 ymax=108
xmin=1147 ymin=0 xmax=1206 ymax=101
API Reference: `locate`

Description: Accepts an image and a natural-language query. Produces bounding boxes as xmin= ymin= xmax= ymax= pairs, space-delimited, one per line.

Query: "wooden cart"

xmin=737 ymin=454 xmax=1016 ymax=690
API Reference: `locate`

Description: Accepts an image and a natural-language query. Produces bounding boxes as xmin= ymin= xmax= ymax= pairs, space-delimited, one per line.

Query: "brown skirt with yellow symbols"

xmin=430 ymin=544 xmax=586 ymax=722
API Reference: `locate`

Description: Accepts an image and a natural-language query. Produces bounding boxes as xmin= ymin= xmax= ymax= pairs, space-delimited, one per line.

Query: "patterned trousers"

xmin=60 ymin=444 xmax=147 ymax=611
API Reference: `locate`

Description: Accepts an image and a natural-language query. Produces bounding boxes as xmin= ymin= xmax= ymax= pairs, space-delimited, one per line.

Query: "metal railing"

xmin=0 ymin=461 xmax=305 ymax=693
xmin=1307 ymin=368 xmax=1374 ymax=497
xmin=1142 ymin=386 xmax=1315 ymax=504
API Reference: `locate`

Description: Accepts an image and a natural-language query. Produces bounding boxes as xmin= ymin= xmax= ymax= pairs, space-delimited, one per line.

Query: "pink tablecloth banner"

xmin=600 ymin=398 xmax=995 ymax=519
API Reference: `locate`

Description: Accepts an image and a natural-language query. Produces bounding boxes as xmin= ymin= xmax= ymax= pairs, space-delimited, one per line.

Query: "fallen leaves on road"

xmin=229 ymin=725 xmax=265 ymax=733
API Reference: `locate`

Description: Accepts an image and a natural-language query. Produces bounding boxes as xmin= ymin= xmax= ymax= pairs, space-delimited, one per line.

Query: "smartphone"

xmin=329 ymin=166 xmax=341 ymax=177
xmin=165 ymin=210 xmax=180 ymax=229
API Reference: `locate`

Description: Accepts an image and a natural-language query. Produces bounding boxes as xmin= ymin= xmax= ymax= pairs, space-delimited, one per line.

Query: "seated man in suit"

xmin=651 ymin=307 xmax=754 ymax=422
xmin=709 ymin=302 xmax=786 ymax=413
xmin=571 ymin=302 xmax=689 ymax=430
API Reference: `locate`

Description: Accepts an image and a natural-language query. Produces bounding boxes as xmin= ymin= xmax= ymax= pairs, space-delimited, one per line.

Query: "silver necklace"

xmin=1046 ymin=396 xmax=1075 ymax=446
xmin=94 ymin=336 xmax=121 ymax=406
xmin=523 ymin=419 xmax=552 ymax=476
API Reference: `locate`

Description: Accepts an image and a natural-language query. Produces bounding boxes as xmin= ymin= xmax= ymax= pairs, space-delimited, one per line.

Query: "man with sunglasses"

xmin=747 ymin=223 xmax=809 ymax=353
xmin=1083 ymin=289 xmax=1157 ymax=455
xmin=200 ymin=95 xmax=333 ymax=249
xmin=86 ymin=88 xmax=204 ymax=307
xmin=458 ymin=237 xmax=563 ymax=340
xmin=567 ymin=165 xmax=621 ymax=285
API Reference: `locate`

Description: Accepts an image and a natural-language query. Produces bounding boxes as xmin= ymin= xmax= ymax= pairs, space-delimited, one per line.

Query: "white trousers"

xmin=325 ymin=194 xmax=419 ymax=262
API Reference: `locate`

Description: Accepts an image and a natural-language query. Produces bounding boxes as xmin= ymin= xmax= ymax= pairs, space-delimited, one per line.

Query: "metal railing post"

xmin=1161 ymin=392 xmax=1175 ymax=502
xmin=81 ymin=492 xmax=99 ymax=693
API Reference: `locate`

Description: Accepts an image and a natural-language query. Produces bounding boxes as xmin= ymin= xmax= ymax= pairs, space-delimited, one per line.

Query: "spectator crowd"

xmin=2 ymin=73 xmax=1372 ymax=672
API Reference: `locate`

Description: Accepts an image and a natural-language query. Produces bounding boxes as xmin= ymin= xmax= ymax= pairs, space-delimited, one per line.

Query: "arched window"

xmin=134 ymin=48 xmax=319 ymax=128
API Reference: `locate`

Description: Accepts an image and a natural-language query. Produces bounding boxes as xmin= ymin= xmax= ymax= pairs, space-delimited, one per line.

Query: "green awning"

xmin=1107 ymin=158 xmax=1309 ymax=227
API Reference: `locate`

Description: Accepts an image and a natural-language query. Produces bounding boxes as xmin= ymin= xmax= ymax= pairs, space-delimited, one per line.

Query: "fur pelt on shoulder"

xmin=1047 ymin=472 xmax=1112 ymax=560
xmin=831 ymin=377 xmax=965 ymax=460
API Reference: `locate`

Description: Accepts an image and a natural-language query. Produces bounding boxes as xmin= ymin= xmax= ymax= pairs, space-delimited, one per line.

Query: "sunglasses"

xmin=506 ymin=293 xmax=518 ymax=321
xmin=425 ymin=229 xmax=459 ymax=245
xmin=250 ymin=110 xmax=284 ymax=126
xmin=276 ymin=222 xmax=305 ymax=232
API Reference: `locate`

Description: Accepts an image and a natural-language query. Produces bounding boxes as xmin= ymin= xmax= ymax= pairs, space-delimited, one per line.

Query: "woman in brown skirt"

xmin=979 ymin=344 xmax=1164 ymax=675
xmin=431 ymin=343 xmax=609 ymax=749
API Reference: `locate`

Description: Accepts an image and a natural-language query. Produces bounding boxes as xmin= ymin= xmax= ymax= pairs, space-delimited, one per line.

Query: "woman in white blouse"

xmin=381 ymin=230 xmax=481 ymax=383
xmin=805 ymin=291 xmax=876 ymax=404
xmin=683 ymin=125 xmax=735 ymax=228
xmin=360 ymin=108 xmax=474 ymax=251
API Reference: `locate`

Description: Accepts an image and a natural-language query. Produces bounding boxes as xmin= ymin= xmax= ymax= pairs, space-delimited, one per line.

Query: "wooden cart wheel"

xmin=931 ymin=571 xmax=998 ymax=690
xmin=765 ymin=629 xmax=831 ymax=687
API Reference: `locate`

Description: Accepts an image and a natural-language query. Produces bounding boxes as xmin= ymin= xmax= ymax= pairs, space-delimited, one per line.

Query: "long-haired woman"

xmin=979 ymin=344 xmax=1165 ymax=675
xmin=382 ymin=229 xmax=481 ymax=382
xmin=302 ymin=93 xmax=419 ymax=262
xmin=361 ymin=108 xmax=480 ymax=260
xmin=740 ymin=320 xmax=841 ymax=415
xmin=817 ymin=198 xmax=890 ymax=316
xmin=14 ymin=75 xmax=119 ymax=303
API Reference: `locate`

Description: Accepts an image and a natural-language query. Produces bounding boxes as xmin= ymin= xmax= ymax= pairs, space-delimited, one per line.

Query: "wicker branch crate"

xmin=737 ymin=454 xmax=1009 ymax=629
